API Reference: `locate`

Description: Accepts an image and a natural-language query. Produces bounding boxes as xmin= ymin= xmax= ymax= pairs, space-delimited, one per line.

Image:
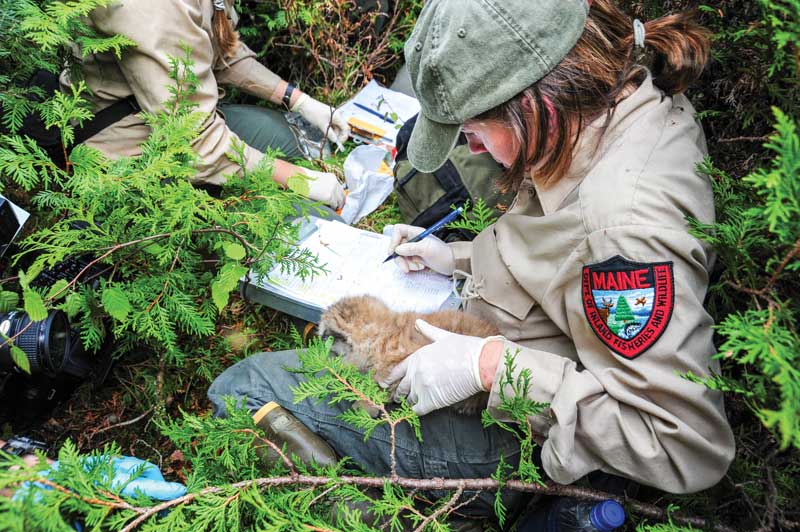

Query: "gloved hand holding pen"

xmin=386 ymin=207 xmax=463 ymax=275
xmin=388 ymin=224 xmax=456 ymax=275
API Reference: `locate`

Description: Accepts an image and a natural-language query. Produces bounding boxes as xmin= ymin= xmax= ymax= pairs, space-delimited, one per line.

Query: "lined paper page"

xmin=253 ymin=219 xmax=453 ymax=314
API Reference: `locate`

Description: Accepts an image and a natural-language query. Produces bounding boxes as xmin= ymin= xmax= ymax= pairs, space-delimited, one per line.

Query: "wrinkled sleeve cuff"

xmin=448 ymin=241 xmax=473 ymax=275
xmin=188 ymin=116 xmax=265 ymax=185
xmin=486 ymin=340 xmax=571 ymax=433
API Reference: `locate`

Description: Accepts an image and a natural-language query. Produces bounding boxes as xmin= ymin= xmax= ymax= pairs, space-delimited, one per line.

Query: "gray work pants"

xmin=220 ymin=103 xmax=304 ymax=159
xmin=207 ymin=349 xmax=532 ymax=518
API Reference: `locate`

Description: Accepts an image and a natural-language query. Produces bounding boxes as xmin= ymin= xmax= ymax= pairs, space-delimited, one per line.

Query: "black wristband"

xmin=282 ymin=83 xmax=296 ymax=109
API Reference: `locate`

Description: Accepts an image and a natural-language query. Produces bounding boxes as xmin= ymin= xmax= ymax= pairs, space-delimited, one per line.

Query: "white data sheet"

xmin=253 ymin=218 xmax=453 ymax=314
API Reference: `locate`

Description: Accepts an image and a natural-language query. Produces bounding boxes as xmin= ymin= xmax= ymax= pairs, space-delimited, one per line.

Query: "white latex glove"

xmin=291 ymin=93 xmax=350 ymax=145
xmin=388 ymin=224 xmax=455 ymax=276
xmin=301 ymin=168 xmax=346 ymax=210
xmin=381 ymin=319 xmax=498 ymax=416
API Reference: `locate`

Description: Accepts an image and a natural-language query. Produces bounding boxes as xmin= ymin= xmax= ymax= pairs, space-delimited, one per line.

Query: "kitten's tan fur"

xmin=318 ymin=295 xmax=499 ymax=414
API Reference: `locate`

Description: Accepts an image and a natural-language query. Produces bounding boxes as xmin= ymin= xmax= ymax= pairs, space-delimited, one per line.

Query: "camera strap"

xmin=73 ymin=96 xmax=141 ymax=146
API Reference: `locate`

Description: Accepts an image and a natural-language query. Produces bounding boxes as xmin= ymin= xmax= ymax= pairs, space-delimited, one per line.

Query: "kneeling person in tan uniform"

xmin=386 ymin=0 xmax=735 ymax=494
xmin=61 ymin=0 xmax=349 ymax=209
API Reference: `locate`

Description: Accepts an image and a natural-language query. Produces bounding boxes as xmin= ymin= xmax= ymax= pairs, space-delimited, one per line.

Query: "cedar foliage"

xmin=0 ymin=0 xmax=327 ymax=452
xmin=0 ymin=0 xmax=798 ymax=531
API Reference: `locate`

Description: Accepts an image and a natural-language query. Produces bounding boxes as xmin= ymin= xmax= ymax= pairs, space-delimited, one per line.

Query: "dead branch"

xmin=93 ymin=473 xmax=737 ymax=532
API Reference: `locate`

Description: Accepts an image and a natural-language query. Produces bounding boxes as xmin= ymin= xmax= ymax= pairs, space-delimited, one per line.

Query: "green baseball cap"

xmin=404 ymin=0 xmax=589 ymax=173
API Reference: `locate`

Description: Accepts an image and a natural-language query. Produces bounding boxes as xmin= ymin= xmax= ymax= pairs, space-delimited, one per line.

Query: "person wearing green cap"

xmin=209 ymin=0 xmax=735 ymax=523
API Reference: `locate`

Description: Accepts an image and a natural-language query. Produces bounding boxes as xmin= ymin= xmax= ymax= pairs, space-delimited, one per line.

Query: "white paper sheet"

xmin=253 ymin=218 xmax=453 ymax=314
xmin=0 ymin=195 xmax=29 ymax=246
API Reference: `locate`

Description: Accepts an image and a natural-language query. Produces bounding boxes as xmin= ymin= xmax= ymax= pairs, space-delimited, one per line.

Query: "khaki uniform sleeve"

xmin=89 ymin=0 xmax=262 ymax=185
xmin=449 ymin=241 xmax=473 ymax=274
xmin=486 ymin=225 xmax=735 ymax=493
xmin=213 ymin=40 xmax=282 ymax=102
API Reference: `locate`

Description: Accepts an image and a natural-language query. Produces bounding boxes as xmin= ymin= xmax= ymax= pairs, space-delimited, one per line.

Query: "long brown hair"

xmin=480 ymin=0 xmax=712 ymax=192
xmin=213 ymin=3 xmax=240 ymax=60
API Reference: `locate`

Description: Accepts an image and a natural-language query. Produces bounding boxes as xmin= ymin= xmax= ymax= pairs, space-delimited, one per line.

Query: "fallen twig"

xmin=92 ymin=407 xmax=155 ymax=437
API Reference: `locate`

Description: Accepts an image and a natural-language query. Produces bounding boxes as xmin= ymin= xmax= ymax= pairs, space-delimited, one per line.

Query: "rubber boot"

xmin=252 ymin=401 xmax=338 ymax=468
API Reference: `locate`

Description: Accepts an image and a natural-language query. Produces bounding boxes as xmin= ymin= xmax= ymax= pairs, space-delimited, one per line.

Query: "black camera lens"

xmin=0 ymin=310 xmax=71 ymax=375
xmin=47 ymin=313 xmax=69 ymax=371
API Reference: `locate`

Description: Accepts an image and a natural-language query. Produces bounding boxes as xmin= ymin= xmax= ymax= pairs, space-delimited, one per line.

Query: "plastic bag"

xmin=340 ymin=145 xmax=395 ymax=225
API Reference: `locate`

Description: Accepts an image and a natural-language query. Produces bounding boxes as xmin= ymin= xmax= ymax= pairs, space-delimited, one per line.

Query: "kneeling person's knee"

xmin=207 ymin=350 xmax=303 ymax=417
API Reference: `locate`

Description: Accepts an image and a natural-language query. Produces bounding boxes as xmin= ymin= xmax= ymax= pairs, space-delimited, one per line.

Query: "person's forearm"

xmin=479 ymin=339 xmax=504 ymax=390
xmin=269 ymin=81 xmax=304 ymax=108
xmin=272 ymin=159 xmax=305 ymax=186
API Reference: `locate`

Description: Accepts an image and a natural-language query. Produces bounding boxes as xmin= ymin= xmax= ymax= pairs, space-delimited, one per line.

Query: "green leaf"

xmin=17 ymin=270 xmax=29 ymax=290
xmin=286 ymin=173 xmax=310 ymax=197
xmin=0 ymin=291 xmax=19 ymax=313
xmin=142 ymin=242 xmax=164 ymax=256
xmin=101 ymin=287 xmax=131 ymax=322
xmin=223 ymin=242 xmax=246 ymax=261
xmin=211 ymin=264 xmax=249 ymax=312
xmin=23 ymin=289 xmax=48 ymax=321
xmin=46 ymin=279 xmax=70 ymax=301
xmin=10 ymin=345 xmax=30 ymax=374
xmin=59 ymin=292 xmax=83 ymax=320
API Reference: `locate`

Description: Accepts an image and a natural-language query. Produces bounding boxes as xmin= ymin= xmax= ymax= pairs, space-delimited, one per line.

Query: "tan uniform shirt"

xmin=451 ymin=75 xmax=735 ymax=494
xmin=60 ymin=0 xmax=278 ymax=184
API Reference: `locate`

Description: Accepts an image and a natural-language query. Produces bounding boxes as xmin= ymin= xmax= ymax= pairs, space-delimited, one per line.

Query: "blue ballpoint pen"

xmin=383 ymin=206 xmax=464 ymax=264
xmin=353 ymin=102 xmax=396 ymax=124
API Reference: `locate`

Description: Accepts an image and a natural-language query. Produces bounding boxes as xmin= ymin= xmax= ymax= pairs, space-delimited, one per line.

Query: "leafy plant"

xmin=0 ymin=0 xmax=135 ymax=136
xmin=481 ymin=350 xmax=549 ymax=526
xmin=690 ymin=109 xmax=800 ymax=450
xmin=3 ymin=47 xmax=322 ymax=372
xmin=235 ymin=0 xmax=424 ymax=105
xmin=0 ymin=340 xmax=516 ymax=531
xmin=636 ymin=507 xmax=702 ymax=532
xmin=446 ymin=198 xmax=498 ymax=236
xmin=0 ymin=1 xmax=324 ymax=427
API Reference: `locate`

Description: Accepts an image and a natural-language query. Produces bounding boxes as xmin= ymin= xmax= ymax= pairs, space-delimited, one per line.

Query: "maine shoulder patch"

xmin=582 ymin=256 xmax=674 ymax=359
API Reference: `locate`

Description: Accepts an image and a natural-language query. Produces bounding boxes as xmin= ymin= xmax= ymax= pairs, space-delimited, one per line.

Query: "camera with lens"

xmin=0 ymin=310 xmax=75 ymax=376
xmin=0 ymin=310 xmax=112 ymax=428
xmin=0 ymin=196 xmax=113 ymax=427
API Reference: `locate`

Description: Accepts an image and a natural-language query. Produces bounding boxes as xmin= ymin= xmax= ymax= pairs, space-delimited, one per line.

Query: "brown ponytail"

xmin=479 ymin=0 xmax=712 ymax=192
xmin=212 ymin=5 xmax=240 ymax=60
xmin=623 ymin=11 xmax=712 ymax=96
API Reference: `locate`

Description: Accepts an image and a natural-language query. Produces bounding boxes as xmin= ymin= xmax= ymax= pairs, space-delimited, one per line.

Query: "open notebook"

xmin=242 ymin=218 xmax=458 ymax=323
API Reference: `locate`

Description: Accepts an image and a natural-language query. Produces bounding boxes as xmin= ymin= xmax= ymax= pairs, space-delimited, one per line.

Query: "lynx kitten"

xmin=318 ymin=295 xmax=499 ymax=415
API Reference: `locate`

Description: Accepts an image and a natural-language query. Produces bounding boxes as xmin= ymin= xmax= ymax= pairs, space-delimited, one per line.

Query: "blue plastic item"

xmin=548 ymin=498 xmax=626 ymax=532
xmin=109 ymin=456 xmax=187 ymax=501
xmin=589 ymin=500 xmax=626 ymax=531
xmin=18 ymin=455 xmax=186 ymax=503
xmin=517 ymin=497 xmax=626 ymax=532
